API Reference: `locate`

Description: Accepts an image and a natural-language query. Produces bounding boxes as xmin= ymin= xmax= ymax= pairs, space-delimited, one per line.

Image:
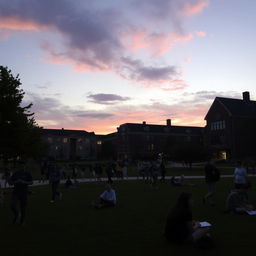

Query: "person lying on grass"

xmin=225 ymin=188 xmax=254 ymax=214
xmin=92 ymin=184 xmax=116 ymax=209
xmin=164 ymin=192 xmax=212 ymax=246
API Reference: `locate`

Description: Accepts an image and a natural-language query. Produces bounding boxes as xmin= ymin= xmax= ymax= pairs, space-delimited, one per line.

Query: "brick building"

xmin=116 ymin=119 xmax=203 ymax=160
xmin=41 ymin=128 xmax=96 ymax=160
xmin=204 ymin=91 xmax=256 ymax=160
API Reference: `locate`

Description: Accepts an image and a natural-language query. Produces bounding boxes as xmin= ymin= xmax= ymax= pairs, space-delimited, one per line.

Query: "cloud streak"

xmin=87 ymin=93 xmax=130 ymax=105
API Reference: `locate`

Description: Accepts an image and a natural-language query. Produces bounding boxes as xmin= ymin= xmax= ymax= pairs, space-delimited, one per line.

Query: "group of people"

xmin=202 ymin=159 xmax=254 ymax=214
xmin=1 ymin=158 xmax=255 ymax=250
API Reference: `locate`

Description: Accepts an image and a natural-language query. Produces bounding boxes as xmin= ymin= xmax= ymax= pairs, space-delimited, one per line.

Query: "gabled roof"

xmin=41 ymin=128 xmax=93 ymax=136
xmin=205 ymin=96 xmax=256 ymax=120
xmin=119 ymin=123 xmax=203 ymax=135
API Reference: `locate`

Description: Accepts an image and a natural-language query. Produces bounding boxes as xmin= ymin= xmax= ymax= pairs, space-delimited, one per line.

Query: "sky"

xmin=1 ymin=0 xmax=256 ymax=134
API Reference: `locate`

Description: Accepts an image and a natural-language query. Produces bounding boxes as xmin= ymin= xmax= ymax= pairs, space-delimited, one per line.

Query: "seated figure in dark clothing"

xmin=164 ymin=192 xmax=211 ymax=246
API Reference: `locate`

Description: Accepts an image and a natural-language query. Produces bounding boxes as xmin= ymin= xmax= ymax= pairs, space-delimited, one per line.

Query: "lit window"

xmin=220 ymin=151 xmax=227 ymax=160
xmin=63 ymin=138 xmax=68 ymax=143
xmin=55 ymin=146 xmax=58 ymax=150
xmin=97 ymin=141 xmax=102 ymax=145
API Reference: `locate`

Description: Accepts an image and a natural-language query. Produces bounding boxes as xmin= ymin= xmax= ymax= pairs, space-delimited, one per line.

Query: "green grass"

xmin=1 ymin=178 xmax=256 ymax=256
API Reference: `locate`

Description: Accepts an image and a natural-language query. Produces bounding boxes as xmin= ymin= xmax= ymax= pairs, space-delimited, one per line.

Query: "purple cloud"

xmin=0 ymin=0 xmax=207 ymax=89
xmin=87 ymin=93 xmax=130 ymax=104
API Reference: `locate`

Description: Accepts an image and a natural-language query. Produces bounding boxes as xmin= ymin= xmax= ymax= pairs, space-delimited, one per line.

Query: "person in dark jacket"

xmin=203 ymin=160 xmax=220 ymax=206
xmin=9 ymin=161 xmax=33 ymax=225
xmin=48 ymin=161 xmax=62 ymax=203
xmin=165 ymin=192 xmax=210 ymax=245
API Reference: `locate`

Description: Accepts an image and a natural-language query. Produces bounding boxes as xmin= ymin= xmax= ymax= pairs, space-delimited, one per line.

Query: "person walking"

xmin=203 ymin=160 xmax=220 ymax=206
xmin=48 ymin=161 xmax=62 ymax=203
xmin=9 ymin=161 xmax=33 ymax=225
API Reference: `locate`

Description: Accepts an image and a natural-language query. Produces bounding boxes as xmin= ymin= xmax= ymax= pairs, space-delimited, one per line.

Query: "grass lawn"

xmin=1 ymin=178 xmax=256 ymax=256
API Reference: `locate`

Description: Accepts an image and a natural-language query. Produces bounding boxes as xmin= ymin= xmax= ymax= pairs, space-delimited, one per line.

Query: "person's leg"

xmin=51 ymin=182 xmax=57 ymax=201
xmin=19 ymin=194 xmax=28 ymax=224
xmin=204 ymin=182 xmax=216 ymax=205
xmin=10 ymin=193 xmax=19 ymax=224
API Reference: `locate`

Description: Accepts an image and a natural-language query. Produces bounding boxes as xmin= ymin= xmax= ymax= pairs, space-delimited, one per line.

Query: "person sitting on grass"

xmin=92 ymin=184 xmax=116 ymax=209
xmin=225 ymin=188 xmax=254 ymax=214
xmin=164 ymin=192 xmax=212 ymax=247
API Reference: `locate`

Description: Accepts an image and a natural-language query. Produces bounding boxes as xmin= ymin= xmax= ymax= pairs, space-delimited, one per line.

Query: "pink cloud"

xmin=141 ymin=79 xmax=187 ymax=91
xmin=181 ymin=0 xmax=209 ymax=16
xmin=0 ymin=17 xmax=47 ymax=31
xmin=196 ymin=31 xmax=206 ymax=37
xmin=122 ymin=29 xmax=193 ymax=56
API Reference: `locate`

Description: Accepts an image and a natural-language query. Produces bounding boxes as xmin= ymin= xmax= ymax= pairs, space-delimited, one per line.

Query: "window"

xmin=210 ymin=120 xmax=226 ymax=131
xmin=97 ymin=141 xmax=102 ymax=145
xmin=63 ymin=138 xmax=68 ymax=143
xmin=48 ymin=137 xmax=53 ymax=143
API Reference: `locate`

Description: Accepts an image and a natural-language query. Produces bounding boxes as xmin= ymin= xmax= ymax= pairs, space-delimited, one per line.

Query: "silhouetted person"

xmin=92 ymin=184 xmax=116 ymax=209
xmin=165 ymin=192 xmax=211 ymax=246
xmin=234 ymin=161 xmax=248 ymax=189
xmin=48 ymin=161 xmax=62 ymax=203
xmin=203 ymin=160 xmax=220 ymax=206
xmin=105 ymin=163 xmax=114 ymax=184
xmin=160 ymin=160 xmax=166 ymax=182
xmin=9 ymin=161 xmax=33 ymax=225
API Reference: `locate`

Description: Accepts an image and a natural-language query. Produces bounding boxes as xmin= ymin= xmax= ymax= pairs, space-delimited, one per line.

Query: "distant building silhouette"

xmin=41 ymin=128 xmax=96 ymax=160
xmin=115 ymin=119 xmax=203 ymax=160
xmin=204 ymin=91 xmax=256 ymax=160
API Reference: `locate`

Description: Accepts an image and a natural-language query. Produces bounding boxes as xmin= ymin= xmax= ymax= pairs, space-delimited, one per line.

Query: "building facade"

xmin=204 ymin=91 xmax=256 ymax=160
xmin=115 ymin=119 xmax=203 ymax=160
xmin=41 ymin=128 xmax=96 ymax=160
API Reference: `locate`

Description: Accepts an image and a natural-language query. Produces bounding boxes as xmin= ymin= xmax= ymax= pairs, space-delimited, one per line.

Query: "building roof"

xmin=41 ymin=128 xmax=94 ymax=136
xmin=205 ymin=96 xmax=256 ymax=119
xmin=119 ymin=123 xmax=203 ymax=135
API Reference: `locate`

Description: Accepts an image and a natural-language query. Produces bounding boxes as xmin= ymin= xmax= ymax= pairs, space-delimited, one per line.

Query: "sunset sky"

xmin=1 ymin=0 xmax=256 ymax=134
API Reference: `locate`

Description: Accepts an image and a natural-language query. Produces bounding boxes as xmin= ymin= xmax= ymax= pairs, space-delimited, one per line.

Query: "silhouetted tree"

xmin=0 ymin=66 xmax=45 ymax=160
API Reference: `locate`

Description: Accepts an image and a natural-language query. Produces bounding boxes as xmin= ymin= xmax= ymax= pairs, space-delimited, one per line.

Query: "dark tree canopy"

xmin=0 ymin=66 xmax=45 ymax=160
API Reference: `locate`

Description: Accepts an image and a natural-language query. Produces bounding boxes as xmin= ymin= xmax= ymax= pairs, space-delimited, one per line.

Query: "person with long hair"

xmin=164 ymin=192 xmax=211 ymax=245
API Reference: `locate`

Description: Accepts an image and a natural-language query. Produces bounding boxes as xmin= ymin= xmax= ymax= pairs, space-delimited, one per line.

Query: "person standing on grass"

xmin=9 ymin=161 xmax=33 ymax=225
xmin=160 ymin=160 xmax=166 ymax=182
xmin=48 ymin=161 xmax=62 ymax=203
xmin=165 ymin=192 xmax=212 ymax=246
xmin=234 ymin=161 xmax=248 ymax=189
xmin=105 ymin=162 xmax=114 ymax=184
xmin=203 ymin=159 xmax=220 ymax=206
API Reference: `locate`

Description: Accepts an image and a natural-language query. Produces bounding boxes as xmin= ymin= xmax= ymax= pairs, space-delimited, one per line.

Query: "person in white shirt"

xmin=93 ymin=184 xmax=116 ymax=209
xmin=234 ymin=161 xmax=248 ymax=189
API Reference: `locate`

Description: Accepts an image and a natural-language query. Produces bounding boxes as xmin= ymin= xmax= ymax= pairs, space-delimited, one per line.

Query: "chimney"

xmin=166 ymin=119 xmax=171 ymax=126
xmin=243 ymin=91 xmax=250 ymax=102
xmin=142 ymin=121 xmax=146 ymax=125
